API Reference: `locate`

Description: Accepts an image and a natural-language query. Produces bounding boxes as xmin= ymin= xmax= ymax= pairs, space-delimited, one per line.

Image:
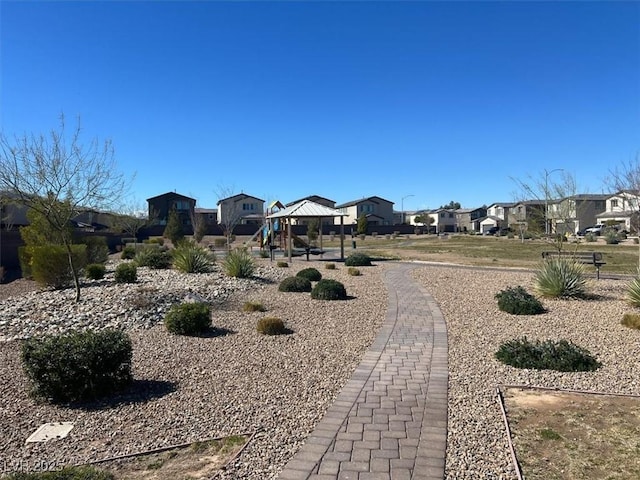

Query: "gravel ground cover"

xmin=412 ymin=265 xmax=640 ymax=480
xmin=0 ymin=259 xmax=386 ymax=479
xmin=3 ymin=259 xmax=639 ymax=479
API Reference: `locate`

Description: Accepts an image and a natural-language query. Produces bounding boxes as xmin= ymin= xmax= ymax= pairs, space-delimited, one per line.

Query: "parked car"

xmin=584 ymin=224 xmax=607 ymax=235
xmin=485 ymin=226 xmax=500 ymax=235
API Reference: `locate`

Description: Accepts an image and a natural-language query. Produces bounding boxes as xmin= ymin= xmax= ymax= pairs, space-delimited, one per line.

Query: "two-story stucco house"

xmin=217 ymin=193 xmax=265 ymax=226
xmin=146 ymin=191 xmax=196 ymax=227
xmin=456 ymin=206 xmax=487 ymax=233
xmin=548 ymin=194 xmax=608 ymax=234
xmin=335 ymin=196 xmax=395 ymax=226
xmin=596 ymin=190 xmax=640 ymax=232
xmin=508 ymin=200 xmax=546 ymax=232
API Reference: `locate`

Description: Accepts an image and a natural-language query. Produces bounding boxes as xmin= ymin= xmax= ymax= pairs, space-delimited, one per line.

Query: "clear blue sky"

xmin=1 ymin=1 xmax=639 ymax=213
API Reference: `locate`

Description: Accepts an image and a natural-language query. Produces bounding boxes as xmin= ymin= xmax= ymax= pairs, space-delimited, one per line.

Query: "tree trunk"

xmin=65 ymin=241 xmax=81 ymax=302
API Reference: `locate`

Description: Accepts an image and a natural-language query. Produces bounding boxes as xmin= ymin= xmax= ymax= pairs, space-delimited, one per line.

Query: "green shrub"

xmin=257 ymin=317 xmax=286 ymax=335
xmin=31 ymin=245 xmax=87 ymax=289
xmin=121 ymin=245 xmax=136 ymax=259
xmin=627 ymin=274 xmax=640 ymax=307
xmin=584 ymin=232 xmax=597 ymax=242
xmin=277 ymin=261 xmax=288 ymax=268
xmin=85 ymin=263 xmax=106 ymax=280
xmin=495 ymin=337 xmax=600 ymax=372
xmin=4 ymin=466 xmax=115 ymax=480
xmin=348 ymin=267 xmax=361 ymax=276
xmin=222 ymin=248 xmax=255 ymax=278
xmin=345 ymin=252 xmax=372 ymax=267
xmin=21 ymin=329 xmax=132 ymax=403
xmin=534 ymin=258 xmax=587 ymax=298
xmin=134 ymin=247 xmax=172 ymax=269
xmin=172 ymin=240 xmax=214 ymax=273
xmin=604 ymin=230 xmax=619 ymax=245
xmin=259 ymin=249 xmax=270 ymax=258
xmin=164 ymin=302 xmax=211 ymax=335
xmin=622 ymin=313 xmax=640 ymax=330
xmin=325 ymin=263 xmax=336 ymax=270
xmin=311 ymin=279 xmax=347 ymax=300
xmin=114 ymin=262 xmax=137 ymax=283
xmin=296 ymin=267 xmax=322 ymax=282
xmin=278 ymin=276 xmax=312 ymax=292
xmin=618 ymin=231 xmax=628 ymax=240
xmin=243 ymin=301 xmax=266 ymax=312
xmin=81 ymin=236 xmax=110 ymax=264
xmin=495 ymin=286 xmax=545 ymax=315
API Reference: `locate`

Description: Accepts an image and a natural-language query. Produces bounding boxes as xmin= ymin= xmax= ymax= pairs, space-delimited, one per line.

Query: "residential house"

xmin=431 ymin=209 xmax=457 ymax=234
xmin=596 ymin=190 xmax=640 ymax=232
xmin=194 ymin=208 xmax=218 ymax=227
xmin=486 ymin=203 xmax=514 ymax=226
xmin=286 ymin=195 xmax=336 ymax=225
xmin=217 ymin=193 xmax=265 ymax=226
xmin=336 ymin=196 xmax=395 ymax=227
xmin=548 ymin=194 xmax=608 ymax=234
xmin=508 ymin=200 xmax=546 ymax=232
xmin=456 ymin=206 xmax=487 ymax=233
xmin=146 ymin=192 xmax=196 ymax=228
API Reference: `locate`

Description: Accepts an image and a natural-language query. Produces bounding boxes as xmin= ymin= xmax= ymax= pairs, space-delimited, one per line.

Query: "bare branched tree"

xmin=510 ymin=169 xmax=579 ymax=250
xmin=606 ymin=153 xmax=640 ymax=264
xmin=215 ymin=185 xmax=245 ymax=249
xmin=190 ymin=207 xmax=207 ymax=243
xmin=115 ymin=199 xmax=154 ymax=246
xmin=0 ymin=115 xmax=128 ymax=301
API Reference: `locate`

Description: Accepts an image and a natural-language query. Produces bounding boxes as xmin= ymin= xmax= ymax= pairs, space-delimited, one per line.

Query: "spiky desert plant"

xmin=222 ymin=248 xmax=255 ymax=278
xmin=534 ymin=258 xmax=587 ymax=298
xmin=627 ymin=269 xmax=640 ymax=307
xmin=172 ymin=240 xmax=214 ymax=273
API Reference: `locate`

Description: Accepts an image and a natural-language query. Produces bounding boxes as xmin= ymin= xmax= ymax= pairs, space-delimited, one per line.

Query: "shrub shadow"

xmin=72 ymin=379 xmax=177 ymax=411
xmin=201 ymin=326 xmax=236 ymax=338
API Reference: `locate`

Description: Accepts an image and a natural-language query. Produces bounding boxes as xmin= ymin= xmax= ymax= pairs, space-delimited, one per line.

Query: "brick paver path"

xmin=278 ymin=262 xmax=448 ymax=480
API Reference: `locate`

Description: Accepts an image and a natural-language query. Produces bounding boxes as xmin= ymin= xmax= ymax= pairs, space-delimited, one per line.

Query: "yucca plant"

xmin=223 ymin=248 xmax=255 ymax=278
xmin=534 ymin=258 xmax=587 ymax=298
xmin=627 ymin=269 xmax=640 ymax=307
xmin=172 ymin=240 xmax=214 ymax=273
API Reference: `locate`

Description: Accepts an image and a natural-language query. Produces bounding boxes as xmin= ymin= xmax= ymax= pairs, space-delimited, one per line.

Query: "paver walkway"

xmin=278 ymin=262 xmax=448 ymax=480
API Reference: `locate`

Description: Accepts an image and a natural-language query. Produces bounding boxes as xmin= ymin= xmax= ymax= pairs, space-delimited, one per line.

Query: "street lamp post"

xmin=544 ymin=168 xmax=564 ymax=235
xmin=401 ymin=194 xmax=415 ymax=225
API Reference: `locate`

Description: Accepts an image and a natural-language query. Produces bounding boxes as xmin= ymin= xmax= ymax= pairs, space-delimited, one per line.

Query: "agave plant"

xmin=534 ymin=258 xmax=587 ymax=298
xmin=172 ymin=240 xmax=214 ymax=273
xmin=627 ymin=269 xmax=640 ymax=307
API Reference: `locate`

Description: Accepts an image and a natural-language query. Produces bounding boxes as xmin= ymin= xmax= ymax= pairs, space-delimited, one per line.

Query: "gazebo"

xmin=266 ymin=199 xmax=347 ymax=262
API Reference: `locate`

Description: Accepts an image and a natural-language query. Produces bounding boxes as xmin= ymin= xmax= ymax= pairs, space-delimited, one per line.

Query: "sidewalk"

xmin=278 ymin=262 xmax=448 ymax=480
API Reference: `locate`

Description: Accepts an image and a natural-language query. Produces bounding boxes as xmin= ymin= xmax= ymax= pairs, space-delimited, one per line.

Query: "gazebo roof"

xmin=266 ymin=199 xmax=346 ymax=219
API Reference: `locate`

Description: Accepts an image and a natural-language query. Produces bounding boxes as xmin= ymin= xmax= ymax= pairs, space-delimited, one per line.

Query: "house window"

xmin=242 ymin=203 xmax=255 ymax=211
xmin=611 ymin=199 xmax=618 ymax=208
xmin=497 ymin=207 xmax=503 ymax=216
xmin=449 ymin=213 xmax=454 ymax=218
xmin=440 ymin=213 xmax=445 ymax=218
xmin=595 ymin=201 xmax=605 ymax=209
xmin=174 ymin=200 xmax=190 ymax=210
xmin=359 ymin=204 xmax=373 ymax=213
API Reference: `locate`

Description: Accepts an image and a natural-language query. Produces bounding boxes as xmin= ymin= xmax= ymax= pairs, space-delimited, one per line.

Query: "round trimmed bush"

xmin=311 ymin=279 xmax=347 ymax=300
xmin=85 ymin=263 xmax=106 ymax=280
xmin=114 ymin=262 xmax=137 ymax=283
xmin=348 ymin=267 xmax=361 ymax=276
xmin=257 ymin=317 xmax=286 ymax=335
xmin=276 ymin=261 xmax=289 ymax=268
xmin=243 ymin=301 xmax=266 ymax=312
xmin=278 ymin=276 xmax=312 ymax=292
xmin=495 ymin=337 xmax=600 ymax=372
xmin=345 ymin=253 xmax=372 ymax=267
xmin=164 ymin=302 xmax=211 ymax=336
xmin=495 ymin=286 xmax=545 ymax=315
xmin=325 ymin=263 xmax=336 ymax=270
xmin=296 ymin=267 xmax=322 ymax=282
xmin=21 ymin=329 xmax=133 ymax=403
xmin=121 ymin=245 xmax=136 ymax=260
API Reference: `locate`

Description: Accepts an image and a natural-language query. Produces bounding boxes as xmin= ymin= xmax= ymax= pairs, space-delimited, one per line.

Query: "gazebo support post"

xmin=287 ymin=218 xmax=292 ymax=263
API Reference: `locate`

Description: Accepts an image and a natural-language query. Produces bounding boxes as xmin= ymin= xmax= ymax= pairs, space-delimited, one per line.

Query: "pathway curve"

xmin=277 ymin=262 xmax=448 ymax=480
